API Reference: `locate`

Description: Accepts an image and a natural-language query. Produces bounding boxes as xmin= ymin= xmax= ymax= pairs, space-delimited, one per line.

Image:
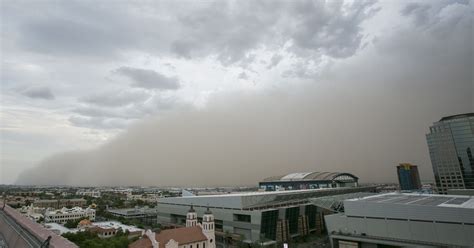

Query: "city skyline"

xmin=1 ymin=0 xmax=472 ymax=186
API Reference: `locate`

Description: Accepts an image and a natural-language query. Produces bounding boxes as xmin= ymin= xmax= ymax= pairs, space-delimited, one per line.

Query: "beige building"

xmin=34 ymin=198 xmax=87 ymax=209
xmin=129 ymin=206 xmax=215 ymax=248
xmin=44 ymin=207 xmax=95 ymax=224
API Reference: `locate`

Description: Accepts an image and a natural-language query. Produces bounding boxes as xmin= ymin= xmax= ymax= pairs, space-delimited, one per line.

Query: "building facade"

xmin=130 ymin=206 xmax=215 ymax=248
xmin=44 ymin=207 xmax=95 ymax=224
xmin=259 ymin=172 xmax=359 ymax=191
xmin=34 ymin=198 xmax=87 ymax=209
xmin=156 ymin=187 xmax=375 ymax=247
xmin=396 ymin=163 xmax=421 ymax=190
xmin=325 ymin=192 xmax=474 ymax=247
xmin=426 ymin=113 xmax=474 ymax=194
xmin=76 ymin=190 xmax=101 ymax=198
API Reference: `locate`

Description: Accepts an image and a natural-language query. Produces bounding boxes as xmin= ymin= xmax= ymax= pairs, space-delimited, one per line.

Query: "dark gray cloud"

xmin=286 ymin=1 xmax=379 ymax=58
xmin=267 ymin=54 xmax=283 ymax=69
xmin=21 ymin=86 xmax=55 ymax=100
xmin=115 ymin=67 xmax=180 ymax=90
xmin=170 ymin=1 xmax=378 ymax=64
xmin=3 ymin=0 xmax=378 ymax=65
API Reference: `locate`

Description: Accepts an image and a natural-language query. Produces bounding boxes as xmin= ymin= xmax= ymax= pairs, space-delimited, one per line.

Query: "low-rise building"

xmin=34 ymin=198 xmax=87 ymax=209
xmin=44 ymin=207 xmax=95 ymax=224
xmin=90 ymin=221 xmax=144 ymax=239
xmin=76 ymin=190 xmax=101 ymax=198
xmin=107 ymin=206 xmax=156 ymax=220
xmin=19 ymin=204 xmax=45 ymax=222
xmin=325 ymin=192 xmax=474 ymax=247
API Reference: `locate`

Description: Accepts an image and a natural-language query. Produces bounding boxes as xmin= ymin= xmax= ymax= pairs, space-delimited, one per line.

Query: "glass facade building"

xmin=426 ymin=113 xmax=474 ymax=194
xmin=396 ymin=163 xmax=421 ymax=190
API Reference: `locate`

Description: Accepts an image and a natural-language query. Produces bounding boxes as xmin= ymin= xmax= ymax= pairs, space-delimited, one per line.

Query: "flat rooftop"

xmin=349 ymin=192 xmax=474 ymax=209
xmin=343 ymin=192 xmax=474 ymax=224
xmin=93 ymin=221 xmax=144 ymax=233
xmin=158 ymin=186 xmax=376 ymax=210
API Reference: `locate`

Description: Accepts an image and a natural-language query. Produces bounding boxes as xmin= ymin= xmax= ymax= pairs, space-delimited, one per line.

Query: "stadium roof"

xmin=261 ymin=172 xmax=358 ymax=182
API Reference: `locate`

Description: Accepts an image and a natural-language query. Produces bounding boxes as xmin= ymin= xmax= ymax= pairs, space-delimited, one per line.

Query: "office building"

xmin=426 ymin=113 xmax=474 ymax=193
xmin=396 ymin=163 xmax=421 ymax=190
xmin=156 ymin=186 xmax=375 ymax=246
xmin=259 ymin=171 xmax=359 ymax=191
xmin=325 ymin=192 xmax=474 ymax=247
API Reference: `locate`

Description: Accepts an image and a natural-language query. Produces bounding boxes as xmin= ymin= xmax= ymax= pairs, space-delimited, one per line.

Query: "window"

xmin=260 ymin=210 xmax=278 ymax=240
xmin=233 ymin=214 xmax=251 ymax=222
xmin=286 ymin=207 xmax=300 ymax=234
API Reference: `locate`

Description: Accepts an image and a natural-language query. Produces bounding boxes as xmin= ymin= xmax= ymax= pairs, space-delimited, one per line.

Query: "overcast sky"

xmin=1 ymin=0 xmax=472 ymax=186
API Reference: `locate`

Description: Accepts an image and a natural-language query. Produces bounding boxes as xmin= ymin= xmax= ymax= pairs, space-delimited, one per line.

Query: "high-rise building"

xmin=426 ymin=113 xmax=474 ymax=194
xmin=396 ymin=163 xmax=421 ymax=190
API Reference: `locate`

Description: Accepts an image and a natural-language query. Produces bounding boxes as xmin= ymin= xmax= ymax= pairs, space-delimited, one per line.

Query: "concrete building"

xmin=107 ymin=206 xmax=156 ymax=219
xmin=259 ymin=172 xmax=358 ymax=191
xmin=19 ymin=204 xmax=44 ymax=222
xmin=44 ymin=207 xmax=95 ymax=224
xmin=426 ymin=113 xmax=474 ymax=194
xmin=325 ymin=192 xmax=474 ymax=247
xmin=76 ymin=190 xmax=101 ymax=198
xmin=396 ymin=163 xmax=421 ymax=191
xmin=34 ymin=198 xmax=87 ymax=209
xmin=130 ymin=206 xmax=216 ymax=248
xmin=156 ymin=187 xmax=375 ymax=246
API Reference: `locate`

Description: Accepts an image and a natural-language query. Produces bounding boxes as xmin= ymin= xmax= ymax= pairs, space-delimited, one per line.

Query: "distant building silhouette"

xmin=426 ymin=113 xmax=474 ymax=194
xmin=396 ymin=163 xmax=421 ymax=190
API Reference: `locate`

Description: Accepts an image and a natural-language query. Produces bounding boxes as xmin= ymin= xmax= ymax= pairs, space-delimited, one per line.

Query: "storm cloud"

xmin=3 ymin=0 xmax=472 ymax=186
xmin=115 ymin=67 xmax=181 ymax=90
xmin=15 ymin=0 xmax=473 ymax=186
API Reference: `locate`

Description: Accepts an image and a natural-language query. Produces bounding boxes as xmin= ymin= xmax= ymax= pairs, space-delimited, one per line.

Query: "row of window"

xmin=182 ymin=241 xmax=207 ymax=248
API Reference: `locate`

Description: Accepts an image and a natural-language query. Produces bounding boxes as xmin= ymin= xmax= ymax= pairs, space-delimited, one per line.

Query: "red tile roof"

xmin=129 ymin=226 xmax=207 ymax=248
